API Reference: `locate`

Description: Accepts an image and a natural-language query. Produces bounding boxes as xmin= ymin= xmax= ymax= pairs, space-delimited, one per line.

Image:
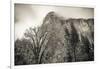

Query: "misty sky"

xmin=15 ymin=4 xmax=94 ymax=40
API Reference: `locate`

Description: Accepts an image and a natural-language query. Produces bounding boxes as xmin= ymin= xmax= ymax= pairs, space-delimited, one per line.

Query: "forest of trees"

xmin=15 ymin=12 xmax=94 ymax=65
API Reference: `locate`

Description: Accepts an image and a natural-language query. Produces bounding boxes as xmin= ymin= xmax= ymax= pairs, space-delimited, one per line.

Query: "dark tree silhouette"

xmin=15 ymin=38 xmax=34 ymax=65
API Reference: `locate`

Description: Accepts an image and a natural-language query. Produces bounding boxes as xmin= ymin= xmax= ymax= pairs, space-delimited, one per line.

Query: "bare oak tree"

xmin=24 ymin=27 xmax=48 ymax=64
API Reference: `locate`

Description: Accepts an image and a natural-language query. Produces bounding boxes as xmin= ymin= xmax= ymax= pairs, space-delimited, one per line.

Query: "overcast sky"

xmin=15 ymin=4 xmax=94 ymax=40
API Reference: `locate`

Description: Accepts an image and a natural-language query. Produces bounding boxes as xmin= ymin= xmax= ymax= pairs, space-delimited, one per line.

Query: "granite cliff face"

xmin=40 ymin=12 xmax=67 ymax=63
xmin=40 ymin=11 xmax=94 ymax=63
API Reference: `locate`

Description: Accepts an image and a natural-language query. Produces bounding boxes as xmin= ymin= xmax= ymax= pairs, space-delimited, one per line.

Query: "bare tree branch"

xmin=24 ymin=26 xmax=49 ymax=64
